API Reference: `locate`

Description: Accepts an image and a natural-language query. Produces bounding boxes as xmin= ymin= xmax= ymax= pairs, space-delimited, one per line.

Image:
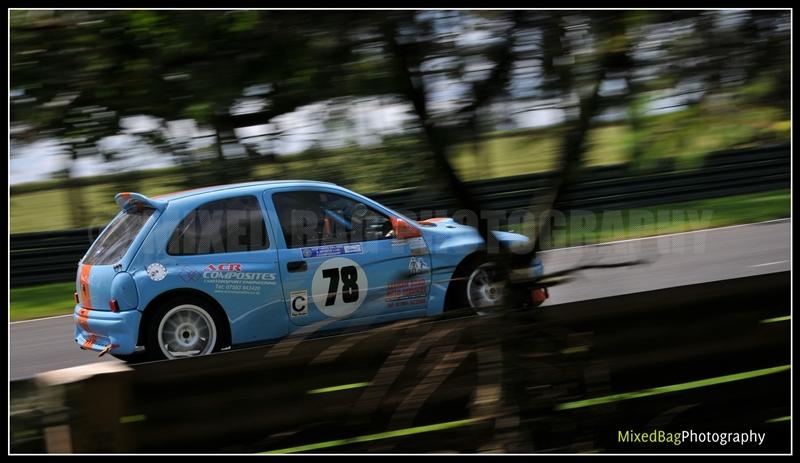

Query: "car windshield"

xmin=83 ymin=207 xmax=155 ymax=265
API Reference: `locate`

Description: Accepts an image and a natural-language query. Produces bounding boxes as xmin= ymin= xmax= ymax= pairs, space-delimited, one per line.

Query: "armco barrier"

xmin=10 ymin=227 xmax=103 ymax=286
xmin=9 ymin=144 xmax=789 ymax=286
xmin=9 ymin=272 xmax=790 ymax=453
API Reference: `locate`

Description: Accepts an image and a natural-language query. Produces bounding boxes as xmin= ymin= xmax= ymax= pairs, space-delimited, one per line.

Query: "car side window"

xmin=167 ymin=195 xmax=269 ymax=255
xmin=273 ymin=191 xmax=393 ymax=249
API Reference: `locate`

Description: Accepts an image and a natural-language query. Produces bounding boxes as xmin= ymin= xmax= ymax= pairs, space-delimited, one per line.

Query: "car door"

xmin=265 ymin=186 xmax=431 ymax=330
xmin=157 ymin=194 xmax=287 ymax=344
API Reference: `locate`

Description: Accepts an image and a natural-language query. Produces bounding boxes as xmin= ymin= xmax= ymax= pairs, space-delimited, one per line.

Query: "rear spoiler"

xmin=114 ymin=192 xmax=167 ymax=212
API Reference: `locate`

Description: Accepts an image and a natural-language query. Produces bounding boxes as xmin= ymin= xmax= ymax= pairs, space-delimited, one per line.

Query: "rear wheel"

xmin=146 ymin=296 xmax=221 ymax=360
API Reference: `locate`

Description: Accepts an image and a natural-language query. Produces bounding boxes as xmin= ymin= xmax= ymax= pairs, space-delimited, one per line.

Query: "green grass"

xmin=10 ymin=281 xmax=76 ymax=321
xmin=450 ymin=125 xmax=637 ymax=180
xmin=449 ymin=106 xmax=788 ymax=181
xmin=9 ymin=189 xmax=789 ymax=322
xmin=450 ymin=130 xmax=563 ymax=179
xmin=9 ymin=173 xmax=196 ymax=233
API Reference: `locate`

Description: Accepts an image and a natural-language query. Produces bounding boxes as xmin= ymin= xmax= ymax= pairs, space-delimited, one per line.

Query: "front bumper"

xmin=73 ymin=304 xmax=141 ymax=355
xmin=509 ymin=256 xmax=545 ymax=280
xmin=509 ymin=257 xmax=548 ymax=305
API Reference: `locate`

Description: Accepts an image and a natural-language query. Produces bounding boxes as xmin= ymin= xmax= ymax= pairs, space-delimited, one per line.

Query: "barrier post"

xmin=35 ymin=361 xmax=135 ymax=453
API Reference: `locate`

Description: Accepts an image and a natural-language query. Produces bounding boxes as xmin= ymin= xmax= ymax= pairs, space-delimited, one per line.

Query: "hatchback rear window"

xmin=83 ymin=208 xmax=155 ymax=265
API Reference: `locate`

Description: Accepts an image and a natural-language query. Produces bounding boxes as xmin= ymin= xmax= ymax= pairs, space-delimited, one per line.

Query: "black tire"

xmin=145 ymin=294 xmax=225 ymax=361
xmin=448 ymin=256 xmax=506 ymax=314
xmin=447 ymin=258 xmax=480 ymax=312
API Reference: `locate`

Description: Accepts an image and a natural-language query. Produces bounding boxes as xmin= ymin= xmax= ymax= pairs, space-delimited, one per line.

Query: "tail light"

xmin=109 ymin=299 xmax=120 ymax=313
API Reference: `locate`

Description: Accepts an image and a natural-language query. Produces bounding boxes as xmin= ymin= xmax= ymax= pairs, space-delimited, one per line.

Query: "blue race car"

xmin=74 ymin=181 xmax=547 ymax=360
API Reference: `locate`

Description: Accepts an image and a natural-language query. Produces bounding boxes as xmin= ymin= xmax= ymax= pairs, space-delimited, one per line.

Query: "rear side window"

xmin=83 ymin=208 xmax=155 ymax=265
xmin=167 ymin=196 xmax=269 ymax=255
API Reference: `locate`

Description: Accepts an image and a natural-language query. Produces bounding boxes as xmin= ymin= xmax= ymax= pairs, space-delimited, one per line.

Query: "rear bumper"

xmin=73 ymin=305 xmax=141 ymax=355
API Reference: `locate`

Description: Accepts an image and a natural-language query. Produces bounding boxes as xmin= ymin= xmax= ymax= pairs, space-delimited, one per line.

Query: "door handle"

xmin=287 ymin=261 xmax=307 ymax=273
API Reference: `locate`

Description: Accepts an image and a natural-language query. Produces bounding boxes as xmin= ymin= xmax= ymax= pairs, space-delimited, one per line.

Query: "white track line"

xmin=751 ymin=260 xmax=789 ymax=268
xmin=10 ymin=314 xmax=73 ymax=325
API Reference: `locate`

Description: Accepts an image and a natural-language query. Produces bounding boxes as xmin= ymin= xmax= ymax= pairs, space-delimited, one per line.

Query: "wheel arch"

xmin=138 ymin=288 xmax=232 ymax=349
xmin=443 ymin=250 xmax=487 ymax=311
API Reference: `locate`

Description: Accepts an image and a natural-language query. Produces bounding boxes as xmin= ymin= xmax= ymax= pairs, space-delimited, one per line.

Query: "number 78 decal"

xmin=311 ymin=258 xmax=369 ymax=318
xmin=322 ymin=266 xmax=359 ymax=305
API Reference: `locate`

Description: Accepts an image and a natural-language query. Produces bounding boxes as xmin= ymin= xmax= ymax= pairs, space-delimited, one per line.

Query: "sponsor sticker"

xmin=386 ymin=278 xmax=428 ymax=307
xmin=407 ymin=237 xmax=429 ymax=255
xmin=147 ymin=263 xmax=167 ymax=281
xmin=290 ymin=290 xmax=308 ymax=317
xmin=200 ymin=263 xmax=277 ymax=295
xmin=408 ymin=256 xmax=430 ymax=275
xmin=302 ymin=243 xmax=363 ymax=259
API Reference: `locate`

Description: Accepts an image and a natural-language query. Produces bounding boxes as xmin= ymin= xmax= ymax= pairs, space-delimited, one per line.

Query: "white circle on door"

xmin=311 ymin=257 xmax=368 ymax=318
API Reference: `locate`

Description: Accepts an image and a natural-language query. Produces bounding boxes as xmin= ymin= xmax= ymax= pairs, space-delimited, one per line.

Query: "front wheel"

xmin=450 ymin=258 xmax=548 ymax=314
xmin=448 ymin=259 xmax=508 ymax=315
xmin=465 ymin=261 xmax=508 ymax=315
xmin=146 ymin=297 xmax=221 ymax=360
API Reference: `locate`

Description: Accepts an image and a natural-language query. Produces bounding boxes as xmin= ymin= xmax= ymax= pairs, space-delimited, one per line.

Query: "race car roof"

xmin=137 ymin=180 xmax=338 ymax=203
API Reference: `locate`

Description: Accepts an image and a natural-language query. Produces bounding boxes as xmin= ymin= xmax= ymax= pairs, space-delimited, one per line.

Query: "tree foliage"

xmin=10 ymin=10 xmax=790 ymax=177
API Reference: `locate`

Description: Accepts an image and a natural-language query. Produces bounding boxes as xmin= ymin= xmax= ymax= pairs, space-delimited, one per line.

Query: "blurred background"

xmin=10 ymin=10 xmax=790 ymax=233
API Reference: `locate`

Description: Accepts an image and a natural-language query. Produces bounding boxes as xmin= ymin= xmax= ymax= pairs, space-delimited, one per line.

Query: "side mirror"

xmin=390 ymin=216 xmax=422 ymax=240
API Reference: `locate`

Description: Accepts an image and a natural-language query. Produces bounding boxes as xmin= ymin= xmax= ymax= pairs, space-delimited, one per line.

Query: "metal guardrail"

xmin=9 ymin=144 xmax=789 ymax=286
xmin=9 ymin=272 xmax=791 ymax=453
xmin=11 ymin=227 xmax=104 ymax=287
